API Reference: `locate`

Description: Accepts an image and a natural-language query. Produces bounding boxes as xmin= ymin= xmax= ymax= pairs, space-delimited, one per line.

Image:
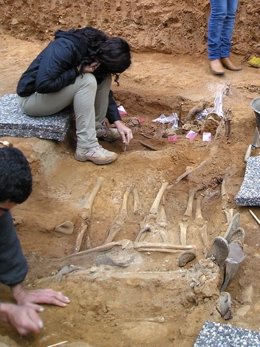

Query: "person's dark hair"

xmin=97 ymin=37 xmax=131 ymax=74
xmin=0 ymin=147 xmax=32 ymax=204
xmin=67 ymin=27 xmax=131 ymax=74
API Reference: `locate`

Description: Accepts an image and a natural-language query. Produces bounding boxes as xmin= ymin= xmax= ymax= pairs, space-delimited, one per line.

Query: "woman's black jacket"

xmin=16 ymin=30 xmax=121 ymax=123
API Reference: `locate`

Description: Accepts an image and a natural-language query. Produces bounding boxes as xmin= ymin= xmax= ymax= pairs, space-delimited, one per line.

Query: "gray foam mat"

xmin=235 ymin=156 xmax=260 ymax=206
xmin=194 ymin=321 xmax=260 ymax=347
xmin=0 ymin=94 xmax=71 ymax=141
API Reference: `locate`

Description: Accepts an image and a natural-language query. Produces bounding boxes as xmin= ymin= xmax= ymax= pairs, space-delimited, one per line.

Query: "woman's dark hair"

xmin=0 ymin=147 xmax=32 ymax=204
xmin=96 ymin=37 xmax=131 ymax=74
xmin=68 ymin=27 xmax=131 ymax=74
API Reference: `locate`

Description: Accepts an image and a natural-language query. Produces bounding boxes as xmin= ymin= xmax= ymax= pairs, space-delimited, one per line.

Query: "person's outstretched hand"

xmin=114 ymin=120 xmax=133 ymax=145
xmin=12 ymin=284 xmax=70 ymax=307
xmin=0 ymin=302 xmax=44 ymax=336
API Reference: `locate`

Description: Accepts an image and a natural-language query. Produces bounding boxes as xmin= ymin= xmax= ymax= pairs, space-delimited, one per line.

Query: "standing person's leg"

xmin=19 ymin=74 xmax=118 ymax=164
xmin=220 ymin=0 xmax=241 ymax=71
xmin=207 ymin=0 xmax=227 ymax=75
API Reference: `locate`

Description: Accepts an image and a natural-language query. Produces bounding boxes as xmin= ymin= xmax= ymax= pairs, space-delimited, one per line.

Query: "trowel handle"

xmin=244 ymin=144 xmax=252 ymax=162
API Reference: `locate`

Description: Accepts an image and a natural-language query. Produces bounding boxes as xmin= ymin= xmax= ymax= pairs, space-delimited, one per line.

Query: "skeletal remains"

xmin=104 ymin=181 xmax=196 ymax=254
xmin=68 ymin=171 xmax=244 ymax=315
xmin=104 ymin=185 xmax=142 ymax=244
xmin=74 ymin=177 xmax=104 ymax=253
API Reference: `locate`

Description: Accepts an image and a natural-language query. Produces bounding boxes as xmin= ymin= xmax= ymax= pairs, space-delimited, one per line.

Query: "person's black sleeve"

xmin=106 ymin=90 xmax=122 ymax=124
xmin=0 ymin=212 xmax=28 ymax=287
xmin=35 ymin=39 xmax=79 ymax=94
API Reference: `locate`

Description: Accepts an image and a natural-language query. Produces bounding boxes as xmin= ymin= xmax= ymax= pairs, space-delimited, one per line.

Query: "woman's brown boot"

xmin=209 ymin=59 xmax=225 ymax=75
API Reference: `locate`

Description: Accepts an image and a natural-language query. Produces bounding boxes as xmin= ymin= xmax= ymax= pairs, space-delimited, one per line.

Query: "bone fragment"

xmin=221 ymin=176 xmax=227 ymax=198
xmin=157 ymin=206 xmax=169 ymax=242
xmin=174 ymin=167 xmax=193 ymax=185
xmin=221 ymin=175 xmax=234 ymax=223
xmin=225 ymin=119 xmax=231 ymax=142
xmin=74 ymin=225 xmax=88 ymax=254
xmin=195 ymin=194 xmax=204 ymax=220
xmin=167 ymin=159 xmax=209 ymax=189
xmin=149 ymin=182 xmax=169 ymax=215
xmin=200 ymin=223 xmax=210 ymax=250
xmin=74 ymin=177 xmax=104 ymax=252
xmin=135 ymin=226 xmax=151 ymax=242
xmin=137 ymin=248 xmax=193 ymax=254
xmin=104 ymin=187 xmax=132 ymax=243
xmin=133 ymin=187 xmax=142 ymax=215
xmin=133 ymin=242 xmax=195 ymax=250
xmin=63 ymin=242 xmax=124 ymax=261
xmin=157 ymin=205 xmax=168 ymax=226
xmin=186 ymin=101 xmax=206 ymax=122
xmin=213 ymin=117 xmax=225 ymax=142
xmin=184 ymin=187 xmax=197 ymax=218
xmin=136 ymin=183 xmax=169 ymax=243
xmin=55 ymin=221 xmax=74 ymax=235
xmin=0 ymin=140 xmax=13 ymax=147
xmin=223 ymin=208 xmax=234 ymax=224
xmin=81 ymin=177 xmax=104 ymax=221
xmin=179 ymin=222 xmax=188 ymax=245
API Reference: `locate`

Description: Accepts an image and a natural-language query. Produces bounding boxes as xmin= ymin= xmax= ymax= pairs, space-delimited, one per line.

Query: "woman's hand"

xmin=78 ymin=62 xmax=100 ymax=73
xmin=114 ymin=120 xmax=133 ymax=145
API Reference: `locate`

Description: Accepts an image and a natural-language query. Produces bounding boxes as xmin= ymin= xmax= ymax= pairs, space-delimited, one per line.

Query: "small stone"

xmin=216 ymin=291 xmax=233 ymax=320
xmin=178 ymin=251 xmax=196 ymax=267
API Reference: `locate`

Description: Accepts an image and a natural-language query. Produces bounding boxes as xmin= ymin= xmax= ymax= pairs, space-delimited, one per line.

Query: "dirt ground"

xmin=0 ymin=2 xmax=260 ymax=346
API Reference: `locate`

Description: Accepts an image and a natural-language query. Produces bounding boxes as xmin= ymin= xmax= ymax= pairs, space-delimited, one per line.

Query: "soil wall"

xmin=0 ymin=0 xmax=258 ymax=55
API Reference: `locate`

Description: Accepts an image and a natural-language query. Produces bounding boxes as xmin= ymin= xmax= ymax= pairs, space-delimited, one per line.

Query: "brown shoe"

xmin=221 ymin=57 xmax=242 ymax=71
xmin=209 ymin=59 xmax=225 ymax=76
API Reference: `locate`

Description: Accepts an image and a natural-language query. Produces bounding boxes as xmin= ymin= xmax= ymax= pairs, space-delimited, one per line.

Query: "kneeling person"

xmin=0 ymin=146 xmax=70 ymax=335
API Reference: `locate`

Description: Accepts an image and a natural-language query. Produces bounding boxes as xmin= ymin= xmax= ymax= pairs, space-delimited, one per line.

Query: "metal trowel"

xmin=244 ymin=127 xmax=260 ymax=162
